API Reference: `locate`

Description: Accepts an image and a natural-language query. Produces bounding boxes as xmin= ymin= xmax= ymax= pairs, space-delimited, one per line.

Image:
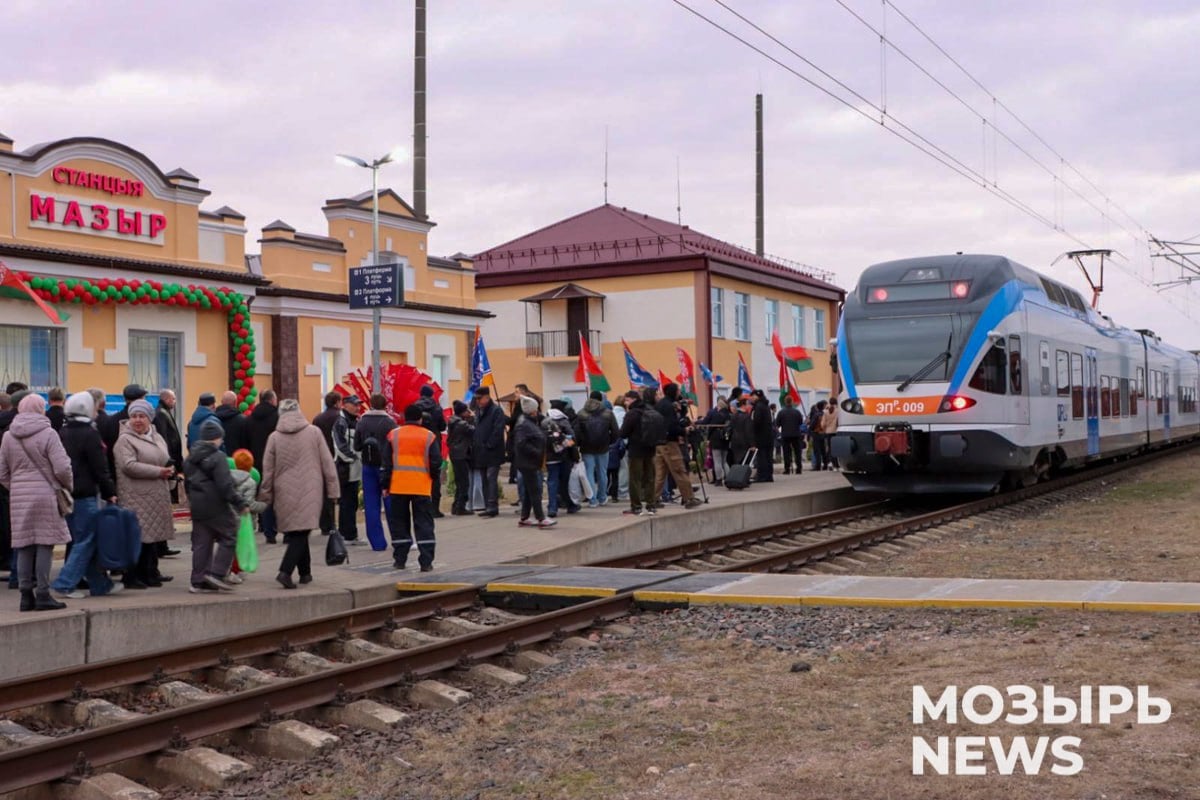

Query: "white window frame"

xmin=791 ymin=304 xmax=805 ymax=347
xmin=320 ymin=349 xmax=338 ymax=394
xmin=734 ymin=292 xmax=750 ymax=341
xmin=0 ymin=324 xmax=65 ymax=392
xmin=127 ymin=331 xmax=181 ymax=396
xmin=711 ymin=287 xmax=725 ymax=338
xmin=814 ymin=308 xmax=827 ymax=350
xmin=764 ymin=298 xmax=779 ymax=344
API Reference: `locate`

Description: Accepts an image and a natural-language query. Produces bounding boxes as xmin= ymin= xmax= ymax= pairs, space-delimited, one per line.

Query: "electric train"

xmin=829 ymin=254 xmax=1200 ymax=493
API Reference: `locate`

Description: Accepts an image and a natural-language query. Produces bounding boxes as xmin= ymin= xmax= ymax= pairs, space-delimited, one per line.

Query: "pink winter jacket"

xmin=0 ymin=412 xmax=73 ymax=548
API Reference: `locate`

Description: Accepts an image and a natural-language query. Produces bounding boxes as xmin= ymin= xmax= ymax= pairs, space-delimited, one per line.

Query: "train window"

xmin=1065 ymin=291 xmax=1088 ymax=312
xmin=1086 ymin=357 xmax=1098 ymax=419
xmin=1152 ymin=371 xmax=1161 ymax=414
xmin=1163 ymin=373 xmax=1170 ymax=415
xmin=1070 ymin=353 xmax=1083 ymax=419
xmin=1008 ymin=335 xmax=1022 ymax=395
xmin=1056 ymin=350 xmax=1070 ymax=397
xmin=1101 ymin=376 xmax=1111 ymax=417
xmin=1134 ymin=367 xmax=1143 ymax=415
xmin=969 ymin=341 xmax=1007 ymax=394
xmin=1041 ymin=279 xmax=1067 ymax=306
xmin=1120 ymin=378 xmax=1130 ymax=417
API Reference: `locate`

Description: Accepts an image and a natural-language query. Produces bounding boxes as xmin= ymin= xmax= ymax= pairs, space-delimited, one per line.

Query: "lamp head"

xmin=335 ymin=153 xmax=369 ymax=169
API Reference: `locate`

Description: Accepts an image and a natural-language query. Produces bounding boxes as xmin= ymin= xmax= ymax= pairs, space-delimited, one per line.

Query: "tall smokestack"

xmin=413 ymin=0 xmax=428 ymax=220
xmin=755 ymin=93 xmax=764 ymax=257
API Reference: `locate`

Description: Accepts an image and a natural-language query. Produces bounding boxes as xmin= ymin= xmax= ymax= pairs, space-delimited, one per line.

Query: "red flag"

xmin=675 ymin=347 xmax=698 ymax=401
xmin=574 ymin=334 xmax=611 ymax=392
xmin=657 ymin=369 xmax=673 ymax=390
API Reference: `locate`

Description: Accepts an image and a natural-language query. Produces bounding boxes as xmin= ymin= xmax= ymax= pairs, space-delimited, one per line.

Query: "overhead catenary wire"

xmin=675 ymin=0 xmax=1194 ymax=318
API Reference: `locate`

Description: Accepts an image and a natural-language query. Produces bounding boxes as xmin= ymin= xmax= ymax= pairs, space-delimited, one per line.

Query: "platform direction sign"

xmin=348 ymin=263 xmax=403 ymax=309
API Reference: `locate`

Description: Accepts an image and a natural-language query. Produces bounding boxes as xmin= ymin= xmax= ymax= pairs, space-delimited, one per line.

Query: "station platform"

xmin=473 ymin=568 xmax=1200 ymax=613
xmin=0 ymin=469 xmax=855 ymax=679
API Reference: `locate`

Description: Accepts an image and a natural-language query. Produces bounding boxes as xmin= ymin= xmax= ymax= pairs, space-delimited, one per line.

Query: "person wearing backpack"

xmin=573 ymin=391 xmax=618 ymax=509
xmin=618 ymin=389 xmax=657 ymax=516
xmin=354 ymin=393 xmax=397 ymax=552
xmin=183 ymin=418 xmax=248 ymax=593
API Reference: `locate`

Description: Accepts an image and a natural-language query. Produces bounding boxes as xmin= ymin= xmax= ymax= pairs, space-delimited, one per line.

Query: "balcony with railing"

xmin=525 ymin=329 xmax=601 ymax=360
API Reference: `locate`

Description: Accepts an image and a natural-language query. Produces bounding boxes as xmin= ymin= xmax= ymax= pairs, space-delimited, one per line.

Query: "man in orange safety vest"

xmin=381 ymin=404 xmax=442 ymax=572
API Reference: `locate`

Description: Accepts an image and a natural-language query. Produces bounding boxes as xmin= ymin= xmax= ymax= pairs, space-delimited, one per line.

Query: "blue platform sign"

xmin=349 ymin=264 xmax=403 ymax=309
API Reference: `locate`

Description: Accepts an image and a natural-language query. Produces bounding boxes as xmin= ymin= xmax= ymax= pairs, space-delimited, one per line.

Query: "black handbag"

xmin=325 ymin=530 xmax=349 ymax=566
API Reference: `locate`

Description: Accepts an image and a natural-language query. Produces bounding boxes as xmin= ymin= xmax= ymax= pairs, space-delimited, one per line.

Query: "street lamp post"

xmin=336 ymin=148 xmax=406 ymax=395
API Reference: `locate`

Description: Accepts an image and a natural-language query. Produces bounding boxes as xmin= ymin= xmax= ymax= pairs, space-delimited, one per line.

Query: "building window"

xmin=734 ymin=292 xmax=750 ymax=341
xmin=128 ymin=332 xmax=181 ymax=396
xmin=711 ymin=287 xmax=724 ymax=338
xmin=791 ymin=305 xmax=805 ymax=346
xmin=403 ymin=265 xmax=416 ymax=297
xmin=814 ymin=309 xmax=826 ymax=349
xmin=430 ymin=355 xmax=449 ymax=405
xmin=764 ymin=299 xmax=779 ymax=343
xmin=385 ymin=237 xmax=393 ymax=251
xmin=320 ymin=349 xmax=338 ymax=394
xmin=0 ymin=325 xmax=64 ymax=392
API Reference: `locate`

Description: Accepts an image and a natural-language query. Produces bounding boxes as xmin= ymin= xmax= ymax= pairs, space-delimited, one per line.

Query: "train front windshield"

xmin=846 ymin=314 xmax=972 ymax=384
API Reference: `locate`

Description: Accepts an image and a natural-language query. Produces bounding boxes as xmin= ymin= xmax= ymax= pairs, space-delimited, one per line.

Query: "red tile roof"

xmin=473 ymin=204 xmax=840 ymax=293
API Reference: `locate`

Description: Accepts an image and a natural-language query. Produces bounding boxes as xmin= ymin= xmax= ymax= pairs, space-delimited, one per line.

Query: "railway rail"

xmin=0 ymin=441 xmax=1190 ymax=797
xmin=590 ymin=442 xmax=1198 ymax=574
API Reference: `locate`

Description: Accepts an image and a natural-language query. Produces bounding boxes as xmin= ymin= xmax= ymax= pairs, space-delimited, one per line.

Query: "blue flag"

xmin=737 ymin=352 xmax=755 ymax=393
xmin=466 ymin=326 xmax=495 ymax=400
xmin=699 ymin=363 xmax=723 ymax=385
xmin=622 ymin=339 xmax=659 ymax=388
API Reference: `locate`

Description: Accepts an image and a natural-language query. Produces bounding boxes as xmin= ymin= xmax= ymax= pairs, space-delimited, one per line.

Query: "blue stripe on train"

xmin=947 ymin=280 xmax=1031 ymax=395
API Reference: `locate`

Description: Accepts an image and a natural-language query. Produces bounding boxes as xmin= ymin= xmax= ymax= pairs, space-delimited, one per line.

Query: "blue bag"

xmin=94 ymin=504 xmax=143 ymax=570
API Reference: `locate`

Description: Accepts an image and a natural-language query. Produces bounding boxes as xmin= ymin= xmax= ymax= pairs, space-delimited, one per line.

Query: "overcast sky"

xmin=6 ymin=0 xmax=1200 ymax=345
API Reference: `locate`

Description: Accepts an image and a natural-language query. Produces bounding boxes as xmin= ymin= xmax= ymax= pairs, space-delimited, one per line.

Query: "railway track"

xmin=0 ymin=442 xmax=1189 ymax=798
xmin=0 ymin=589 xmax=632 ymax=797
xmin=589 ymin=442 xmax=1198 ymax=575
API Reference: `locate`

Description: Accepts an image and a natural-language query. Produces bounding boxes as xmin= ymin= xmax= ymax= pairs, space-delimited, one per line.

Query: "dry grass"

xmin=857 ymin=450 xmax=1200 ymax=581
xmin=284 ymin=610 xmax=1200 ymax=800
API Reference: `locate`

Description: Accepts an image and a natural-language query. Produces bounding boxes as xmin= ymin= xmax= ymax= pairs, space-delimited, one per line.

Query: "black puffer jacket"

xmin=512 ymin=415 xmax=546 ymax=471
xmin=618 ymin=399 xmax=656 ymax=458
xmin=183 ymin=440 xmax=246 ymax=526
xmin=246 ymin=401 xmax=279 ymax=470
xmin=214 ymin=404 xmax=249 ymax=455
xmin=60 ymin=418 xmax=117 ymax=499
xmin=751 ymin=398 xmax=774 ymax=449
xmin=776 ymin=405 xmax=804 ymax=438
xmin=414 ymin=397 xmax=447 ymax=435
xmin=447 ymin=414 xmax=474 ymax=461
xmin=471 ymin=402 xmax=507 ymax=468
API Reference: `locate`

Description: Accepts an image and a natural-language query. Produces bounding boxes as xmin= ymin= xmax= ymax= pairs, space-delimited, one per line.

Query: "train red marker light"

xmin=871 ymin=287 xmax=889 ymax=302
xmin=940 ymin=395 xmax=976 ymax=412
xmin=952 ymin=281 xmax=970 ymax=298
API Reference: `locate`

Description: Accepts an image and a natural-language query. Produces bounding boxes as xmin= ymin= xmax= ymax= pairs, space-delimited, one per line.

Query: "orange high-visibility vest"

xmin=388 ymin=424 xmax=436 ymax=496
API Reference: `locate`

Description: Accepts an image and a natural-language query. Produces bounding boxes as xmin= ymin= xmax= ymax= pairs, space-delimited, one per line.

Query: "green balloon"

xmin=49 ymin=284 xmax=60 ymax=295
xmin=65 ymin=279 xmax=77 ymax=290
xmin=200 ymin=299 xmax=211 ymax=309
xmin=150 ymin=289 xmax=160 ymax=300
xmin=234 ymin=379 xmax=244 ymax=389
xmin=234 ymin=337 xmax=244 ymax=346
xmin=106 ymin=286 xmax=119 ymax=297
xmin=90 ymin=286 xmax=102 ymax=297
xmin=238 ymin=402 xmax=249 ymax=412
xmin=246 ymin=368 xmax=256 ymax=377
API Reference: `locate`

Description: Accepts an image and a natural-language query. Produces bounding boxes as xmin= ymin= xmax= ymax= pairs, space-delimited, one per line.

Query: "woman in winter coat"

xmin=726 ymin=399 xmax=756 ymax=469
xmin=702 ymin=397 xmax=732 ymax=484
xmin=113 ymin=399 xmax=175 ymax=588
xmin=52 ymin=391 xmax=120 ymax=599
xmin=258 ymin=399 xmax=340 ymax=589
xmin=512 ymin=396 xmax=552 ymax=528
xmin=0 ymin=394 xmax=73 ymax=611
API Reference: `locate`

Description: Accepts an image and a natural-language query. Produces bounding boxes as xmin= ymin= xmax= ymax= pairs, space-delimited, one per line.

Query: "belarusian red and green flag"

xmin=574 ymin=333 xmax=611 ymax=393
xmin=771 ymin=330 xmax=812 ymax=372
xmin=0 ymin=261 xmax=68 ymax=324
xmin=675 ymin=347 xmax=698 ymax=402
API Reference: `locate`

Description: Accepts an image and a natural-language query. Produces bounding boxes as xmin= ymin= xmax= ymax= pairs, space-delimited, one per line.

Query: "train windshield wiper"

xmin=896 ymin=336 xmax=952 ymax=392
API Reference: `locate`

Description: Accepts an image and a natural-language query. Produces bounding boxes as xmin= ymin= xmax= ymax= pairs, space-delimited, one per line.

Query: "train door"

xmin=1162 ymin=369 xmax=1171 ymax=441
xmin=1085 ymin=348 xmax=1100 ymax=456
xmin=1008 ymin=334 xmax=1028 ymax=424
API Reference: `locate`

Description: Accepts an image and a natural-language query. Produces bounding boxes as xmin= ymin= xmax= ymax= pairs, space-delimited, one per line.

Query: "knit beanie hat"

xmin=17 ymin=394 xmax=45 ymax=415
xmin=199 ymin=418 xmax=224 ymax=441
xmin=420 ymin=385 xmax=434 ymax=398
xmin=128 ymin=399 xmax=156 ymax=420
xmin=452 ymin=400 xmax=468 ymax=415
xmin=65 ymin=391 xmax=95 ymax=419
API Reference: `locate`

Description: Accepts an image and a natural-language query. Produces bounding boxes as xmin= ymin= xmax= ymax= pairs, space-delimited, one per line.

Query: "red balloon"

xmin=239 ymin=344 xmax=250 ymax=354
xmin=240 ymin=359 xmax=251 ymax=370
xmin=235 ymin=369 xmax=246 ymax=379
xmin=233 ymin=313 xmax=244 ymax=324
xmin=244 ymin=378 xmax=254 ymax=388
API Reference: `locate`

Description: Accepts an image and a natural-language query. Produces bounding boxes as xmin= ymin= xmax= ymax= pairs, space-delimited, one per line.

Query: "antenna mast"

xmin=603 ymin=126 xmax=609 ymax=204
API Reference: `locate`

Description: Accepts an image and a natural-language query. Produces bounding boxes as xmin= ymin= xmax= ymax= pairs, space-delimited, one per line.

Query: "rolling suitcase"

xmin=95 ymin=504 xmax=143 ymax=570
xmin=724 ymin=448 xmax=756 ymax=490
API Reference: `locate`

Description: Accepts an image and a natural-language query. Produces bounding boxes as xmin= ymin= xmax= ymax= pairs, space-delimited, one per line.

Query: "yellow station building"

xmin=473 ymin=204 xmax=845 ymax=411
xmin=0 ymin=132 xmax=487 ymax=417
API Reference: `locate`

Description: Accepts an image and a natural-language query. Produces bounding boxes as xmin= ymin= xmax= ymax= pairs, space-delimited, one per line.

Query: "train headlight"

xmin=841 ymin=398 xmax=864 ymax=414
xmin=940 ymin=395 xmax=976 ymax=412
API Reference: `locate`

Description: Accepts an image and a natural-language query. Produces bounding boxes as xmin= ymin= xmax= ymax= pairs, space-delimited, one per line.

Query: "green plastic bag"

xmin=235 ymin=513 xmax=259 ymax=573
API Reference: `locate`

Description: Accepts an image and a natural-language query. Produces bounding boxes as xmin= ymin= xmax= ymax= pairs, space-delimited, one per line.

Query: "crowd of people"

xmin=0 ymin=375 xmax=842 ymax=611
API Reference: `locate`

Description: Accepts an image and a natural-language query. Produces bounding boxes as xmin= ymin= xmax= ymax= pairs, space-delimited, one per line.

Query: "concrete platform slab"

xmin=1 ymin=471 xmax=853 ymax=679
xmin=647 ymin=572 xmax=1200 ymax=612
